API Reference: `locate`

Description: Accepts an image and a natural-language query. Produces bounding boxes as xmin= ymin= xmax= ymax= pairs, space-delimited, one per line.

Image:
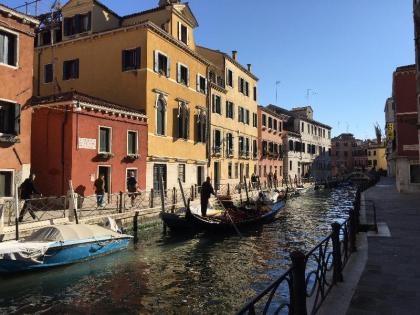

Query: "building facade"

xmin=391 ymin=65 xmax=420 ymax=192
xmin=0 ymin=5 xmax=39 ymax=199
xmin=367 ymin=143 xmax=387 ymax=172
xmin=353 ymin=140 xmax=368 ymax=172
xmin=257 ymin=106 xmax=288 ymax=185
xmin=331 ymin=133 xmax=357 ymax=176
xmin=414 ymin=0 xmax=420 ymax=159
xmin=384 ymin=97 xmax=396 ymax=176
xmin=31 ymin=92 xmax=148 ymax=196
xmin=196 ymin=47 xmax=259 ymax=188
xmin=267 ymin=105 xmax=332 ymax=181
xmin=34 ymin=0 xmax=209 ymax=191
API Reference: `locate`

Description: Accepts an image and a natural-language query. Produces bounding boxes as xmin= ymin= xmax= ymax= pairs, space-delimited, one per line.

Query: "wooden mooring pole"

xmin=133 ymin=212 xmax=139 ymax=243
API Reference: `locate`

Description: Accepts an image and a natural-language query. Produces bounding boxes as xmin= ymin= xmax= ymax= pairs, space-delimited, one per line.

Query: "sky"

xmin=4 ymin=0 xmax=415 ymax=139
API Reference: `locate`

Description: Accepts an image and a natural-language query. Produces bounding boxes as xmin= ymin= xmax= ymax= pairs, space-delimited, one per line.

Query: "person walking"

xmin=267 ymin=171 xmax=273 ymax=189
xmin=18 ymin=174 xmax=40 ymax=222
xmin=273 ymin=171 xmax=278 ymax=188
xmin=127 ymin=172 xmax=139 ymax=207
xmin=200 ymin=177 xmax=215 ymax=217
xmin=94 ymin=175 xmax=105 ymax=207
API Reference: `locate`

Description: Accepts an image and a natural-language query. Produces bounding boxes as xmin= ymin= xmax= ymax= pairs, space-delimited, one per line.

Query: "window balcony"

xmin=226 ymin=148 xmax=234 ymax=158
xmin=212 ymin=146 xmax=222 ymax=156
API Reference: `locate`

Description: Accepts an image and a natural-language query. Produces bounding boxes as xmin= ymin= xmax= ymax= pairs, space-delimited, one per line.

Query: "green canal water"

xmin=0 ymin=187 xmax=355 ymax=315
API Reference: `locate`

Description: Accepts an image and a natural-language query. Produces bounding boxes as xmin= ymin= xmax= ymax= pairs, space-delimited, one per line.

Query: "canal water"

xmin=0 ymin=186 xmax=355 ymax=315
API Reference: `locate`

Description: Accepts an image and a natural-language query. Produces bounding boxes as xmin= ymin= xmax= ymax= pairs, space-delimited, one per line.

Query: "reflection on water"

xmin=0 ymin=187 xmax=355 ymax=315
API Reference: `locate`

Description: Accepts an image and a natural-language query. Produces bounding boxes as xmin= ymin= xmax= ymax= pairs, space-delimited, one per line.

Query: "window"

xmin=156 ymin=97 xmax=166 ymax=135
xmin=63 ymin=59 xmax=79 ymax=80
xmin=245 ymin=81 xmax=250 ymax=96
xmin=126 ymin=169 xmax=138 ymax=191
xmin=253 ymin=86 xmax=257 ymax=101
xmin=0 ymin=101 xmax=20 ymax=135
xmin=153 ymin=164 xmax=167 ymax=191
xmin=279 ymin=121 xmax=283 ymax=132
xmin=196 ymin=111 xmax=207 ymax=143
xmin=226 ymin=133 xmax=233 ymax=156
xmin=179 ymin=23 xmax=188 ymax=45
xmin=307 ymin=124 xmax=310 ymax=133
xmin=228 ymin=162 xmax=232 ymax=179
xmin=238 ymin=107 xmax=245 ymax=123
xmin=374 ymin=151 xmax=377 ymax=156
xmin=245 ymin=138 xmax=250 ymax=156
xmin=328 ymin=131 xmax=331 ymax=139
xmin=301 ymin=122 xmax=304 ymax=132
xmin=226 ymin=69 xmax=233 ymax=87
xmin=99 ymin=127 xmax=111 ymax=153
xmin=410 ymin=165 xmax=420 ymax=183
xmin=178 ymin=164 xmax=186 ymax=182
xmin=269 ymin=142 xmax=274 ymax=155
xmin=235 ymin=163 xmax=239 ymax=179
xmin=0 ymin=171 xmax=13 ymax=197
xmin=302 ymin=143 xmax=306 ymax=153
xmin=245 ymin=109 xmax=250 ymax=125
xmin=239 ymin=136 xmax=245 ymax=155
xmin=154 ymin=51 xmax=170 ymax=77
xmin=262 ymin=141 xmax=268 ymax=156
xmin=213 ymin=129 xmax=222 ymax=154
xmin=262 ymin=114 xmax=267 ymax=127
xmin=44 ymin=64 xmax=53 ymax=83
xmin=177 ymin=63 xmax=189 ymax=86
xmin=253 ymin=139 xmax=258 ymax=158
xmin=289 ymin=140 xmax=294 ymax=151
xmin=212 ymin=95 xmax=222 ymax=114
xmin=226 ymin=101 xmax=234 ymax=119
xmin=127 ymin=131 xmax=138 ymax=155
xmin=253 ymin=113 xmax=258 ymax=128
xmin=268 ymin=117 xmax=273 ymax=129
xmin=274 ymin=119 xmax=278 ymax=131
xmin=122 ymin=48 xmax=141 ymax=71
xmin=177 ymin=102 xmax=189 ymax=140
xmin=0 ymin=30 xmax=18 ymax=67
xmin=197 ymin=74 xmax=207 ymax=94
xmin=238 ymin=77 xmax=244 ymax=93
xmin=289 ymin=160 xmax=292 ymax=171
xmin=63 ymin=12 xmax=92 ymax=36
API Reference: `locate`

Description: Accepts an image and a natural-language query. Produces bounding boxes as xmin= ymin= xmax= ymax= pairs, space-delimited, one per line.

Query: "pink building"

xmin=257 ymin=106 xmax=288 ymax=185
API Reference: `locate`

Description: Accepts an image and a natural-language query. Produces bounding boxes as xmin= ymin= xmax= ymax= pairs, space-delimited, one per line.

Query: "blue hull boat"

xmin=0 ymin=224 xmax=132 ymax=274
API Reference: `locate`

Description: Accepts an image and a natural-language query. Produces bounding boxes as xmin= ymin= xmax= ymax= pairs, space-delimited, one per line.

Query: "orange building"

xmin=0 ymin=5 xmax=39 ymax=198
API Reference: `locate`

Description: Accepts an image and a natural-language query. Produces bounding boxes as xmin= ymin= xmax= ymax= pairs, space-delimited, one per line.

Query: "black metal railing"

xmin=237 ymin=178 xmax=377 ymax=315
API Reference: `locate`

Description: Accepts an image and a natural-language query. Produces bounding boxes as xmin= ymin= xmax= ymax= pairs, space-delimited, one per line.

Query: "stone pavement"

xmin=347 ymin=177 xmax=420 ymax=315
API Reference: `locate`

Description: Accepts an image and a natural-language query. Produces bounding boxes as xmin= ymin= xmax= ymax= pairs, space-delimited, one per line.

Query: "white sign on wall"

xmin=403 ymin=144 xmax=419 ymax=151
xmin=78 ymin=138 xmax=97 ymax=150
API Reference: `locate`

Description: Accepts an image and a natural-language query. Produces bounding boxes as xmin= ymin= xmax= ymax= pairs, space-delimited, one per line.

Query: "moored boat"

xmin=0 ymin=224 xmax=132 ymax=274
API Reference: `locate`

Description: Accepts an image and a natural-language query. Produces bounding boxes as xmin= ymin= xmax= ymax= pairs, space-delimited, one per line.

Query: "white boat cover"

xmin=0 ymin=240 xmax=53 ymax=263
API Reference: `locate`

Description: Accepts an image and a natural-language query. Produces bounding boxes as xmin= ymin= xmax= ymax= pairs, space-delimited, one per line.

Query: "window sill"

xmin=0 ymin=62 xmax=18 ymax=70
xmin=63 ymin=77 xmax=79 ymax=81
xmin=0 ymin=134 xmax=20 ymax=144
xmin=123 ymin=68 xmax=141 ymax=73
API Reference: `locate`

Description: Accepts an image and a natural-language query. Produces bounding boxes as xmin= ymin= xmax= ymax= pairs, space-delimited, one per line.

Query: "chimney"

xmin=232 ymin=50 xmax=238 ymax=61
xmin=247 ymin=64 xmax=252 ymax=72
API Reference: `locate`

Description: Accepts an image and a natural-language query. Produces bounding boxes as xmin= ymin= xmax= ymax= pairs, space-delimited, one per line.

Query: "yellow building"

xmin=368 ymin=144 xmax=387 ymax=171
xmin=34 ymin=0 xmax=210 ymax=190
xmin=197 ymin=47 xmax=259 ymax=188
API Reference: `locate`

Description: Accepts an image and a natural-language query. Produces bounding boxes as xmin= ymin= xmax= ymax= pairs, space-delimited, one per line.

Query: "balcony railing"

xmin=212 ymin=146 xmax=222 ymax=156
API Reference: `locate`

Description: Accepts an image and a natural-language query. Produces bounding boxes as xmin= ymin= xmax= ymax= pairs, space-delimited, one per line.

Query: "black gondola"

xmin=161 ymin=193 xmax=287 ymax=233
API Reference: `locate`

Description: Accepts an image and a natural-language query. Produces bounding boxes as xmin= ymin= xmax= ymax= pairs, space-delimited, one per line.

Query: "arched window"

xmin=177 ymin=102 xmax=189 ymax=140
xmin=156 ymin=97 xmax=166 ymax=135
xmin=197 ymin=110 xmax=207 ymax=143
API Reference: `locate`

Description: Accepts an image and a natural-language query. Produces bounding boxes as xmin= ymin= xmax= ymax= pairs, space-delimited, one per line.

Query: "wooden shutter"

xmin=166 ymin=56 xmax=171 ymax=77
xmin=186 ymin=67 xmax=190 ymax=86
xmin=204 ymin=78 xmax=208 ymax=94
xmin=178 ymin=22 xmax=181 ymax=40
xmin=74 ymin=59 xmax=79 ymax=78
xmin=177 ymin=63 xmax=181 ymax=83
xmin=135 ymin=47 xmax=141 ymax=69
xmin=154 ymin=51 xmax=159 ymax=72
xmin=196 ymin=74 xmax=200 ymax=92
xmin=13 ymin=104 xmax=21 ymax=136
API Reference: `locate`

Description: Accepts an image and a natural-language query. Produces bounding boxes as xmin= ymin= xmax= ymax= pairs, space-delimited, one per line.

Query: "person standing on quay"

xmin=94 ymin=175 xmax=105 ymax=207
xmin=18 ymin=174 xmax=40 ymax=222
xmin=127 ymin=172 xmax=139 ymax=207
xmin=200 ymin=177 xmax=215 ymax=217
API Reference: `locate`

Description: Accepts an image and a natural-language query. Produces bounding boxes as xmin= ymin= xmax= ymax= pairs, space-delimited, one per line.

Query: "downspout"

xmin=36 ymin=49 xmax=41 ymax=96
xmin=207 ymin=73 xmax=211 ymax=168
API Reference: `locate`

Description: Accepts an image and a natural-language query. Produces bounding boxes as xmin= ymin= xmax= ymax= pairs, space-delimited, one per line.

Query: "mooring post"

xmin=290 ymin=251 xmax=308 ymax=315
xmin=119 ymin=191 xmax=123 ymax=213
xmin=14 ymin=184 xmax=19 ymax=240
xmin=191 ymin=185 xmax=194 ymax=200
xmin=133 ymin=212 xmax=139 ymax=243
xmin=349 ymin=209 xmax=357 ymax=252
xmin=227 ymin=183 xmax=230 ymax=196
xmin=331 ymin=222 xmax=344 ymax=283
xmin=172 ymin=187 xmax=176 ymax=213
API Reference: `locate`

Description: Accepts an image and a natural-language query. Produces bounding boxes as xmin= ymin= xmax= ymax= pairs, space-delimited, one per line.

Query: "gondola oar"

xmin=215 ymin=195 xmax=242 ymax=238
xmin=178 ymin=178 xmax=188 ymax=210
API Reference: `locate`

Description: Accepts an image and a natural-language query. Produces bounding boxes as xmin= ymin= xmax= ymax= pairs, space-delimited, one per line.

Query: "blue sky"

xmin=5 ymin=0 xmax=414 ymax=139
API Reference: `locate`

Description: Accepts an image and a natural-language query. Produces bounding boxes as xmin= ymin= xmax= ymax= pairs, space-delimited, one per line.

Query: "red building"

xmin=31 ymin=92 xmax=148 ymax=197
xmin=391 ymin=65 xmax=420 ymax=192
xmin=331 ymin=133 xmax=356 ymax=175
xmin=0 ymin=5 xmax=38 ymax=198
xmin=257 ymin=106 xmax=288 ymax=184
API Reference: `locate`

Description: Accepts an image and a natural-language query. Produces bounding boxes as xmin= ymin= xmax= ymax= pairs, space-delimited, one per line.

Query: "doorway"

xmin=153 ymin=164 xmax=167 ymax=192
xmin=213 ymin=162 xmax=220 ymax=190
xmin=197 ymin=166 xmax=204 ymax=186
xmin=98 ymin=166 xmax=111 ymax=194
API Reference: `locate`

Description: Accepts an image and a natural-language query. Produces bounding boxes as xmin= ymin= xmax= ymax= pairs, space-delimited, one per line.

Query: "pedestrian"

xmin=251 ymin=173 xmax=257 ymax=189
xmin=127 ymin=172 xmax=139 ymax=207
xmin=273 ymin=171 xmax=278 ymax=187
xmin=94 ymin=175 xmax=105 ymax=207
xmin=18 ymin=174 xmax=40 ymax=222
xmin=267 ymin=171 xmax=273 ymax=189
xmin=200 ymin=177 xmax=215 ymax=217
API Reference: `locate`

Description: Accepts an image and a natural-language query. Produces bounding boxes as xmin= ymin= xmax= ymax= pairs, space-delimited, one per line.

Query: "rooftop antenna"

xmin=306 ymin=89 xmax=317 ymax=105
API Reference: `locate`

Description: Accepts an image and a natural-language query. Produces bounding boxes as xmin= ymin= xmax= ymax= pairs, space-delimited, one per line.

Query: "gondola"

xmin=161 ymin=192 xmax=287 ymax=233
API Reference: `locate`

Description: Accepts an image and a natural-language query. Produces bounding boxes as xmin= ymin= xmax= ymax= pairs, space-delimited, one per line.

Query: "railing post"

xmin=331 ymin=222 xmax=343 ymax=283
xmin=349 ymin=209 xmax=357 ymax=252
xmin=150 ymin=188 xmax=154 ymax=208
xmin=290 ymin=251 xmax=308 ymax=315
xmin=172 ymin=187 xmax=176 ymax=213
xmin=119 ymin=191 xmax=123 ymax=213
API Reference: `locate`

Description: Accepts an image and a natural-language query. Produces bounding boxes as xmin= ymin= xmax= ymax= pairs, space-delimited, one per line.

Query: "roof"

xmin=31 ymin=91 xmax=147 ymax=118
xmin=395 ymin=64 xmax=416 ymax=72
xmin=258 ymin=105 xmax=290 ymax=121
xmin=267 ymin=104 xmax=332 ymax=130
xmin=0 ymin=3 xmax=40 ymax=25
xmin=196 ymin=45 xmax=259 ymax=81
xmin=122 ymin=5 xmax=165 ymax=20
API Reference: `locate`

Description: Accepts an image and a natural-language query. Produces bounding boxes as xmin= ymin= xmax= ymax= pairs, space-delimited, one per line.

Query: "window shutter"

xmin=225 ymin=101 xmax=228 ymax=117
xmin=186 ymin=28 xmax=189 ymax=45
xmin=238 ymin=77 xmax=241 ymax=92
xmin=154 ymin=51 xmax=158 ymax=72
xmin=178 ymin=22 xmax=181 ymax=40
xmin=135 ymin=47 xmax=141 ymax=69
xmin=186 ymin=110 xmax=190 ymax=139
xmin=212 ymin=95 xmax=215 ymax=112
xmin=166 ymin=56 xmax=171 ymax=77
xmin=187 ymin=67 xmax=190 ymax=86
xmin=196 ymin=74 xmax=200 ymax=92
xmin=13 ymin=104 xmax=21 ymax=136
xmin=122 ymin=50 xmax=126 ymax=71
xmin=205 ymin=79 xmax=208 ymax=94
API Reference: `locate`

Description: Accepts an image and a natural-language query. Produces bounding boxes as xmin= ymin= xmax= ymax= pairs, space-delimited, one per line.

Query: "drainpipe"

xmin=61 ymin=106 xmax=69 ymax=195
xmin=36 ymin=50 xmax=41 ymax=96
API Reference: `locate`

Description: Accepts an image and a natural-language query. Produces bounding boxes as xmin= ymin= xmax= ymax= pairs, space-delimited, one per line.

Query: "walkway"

xmin=347 ymin=177 xmax=420 ymax=315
